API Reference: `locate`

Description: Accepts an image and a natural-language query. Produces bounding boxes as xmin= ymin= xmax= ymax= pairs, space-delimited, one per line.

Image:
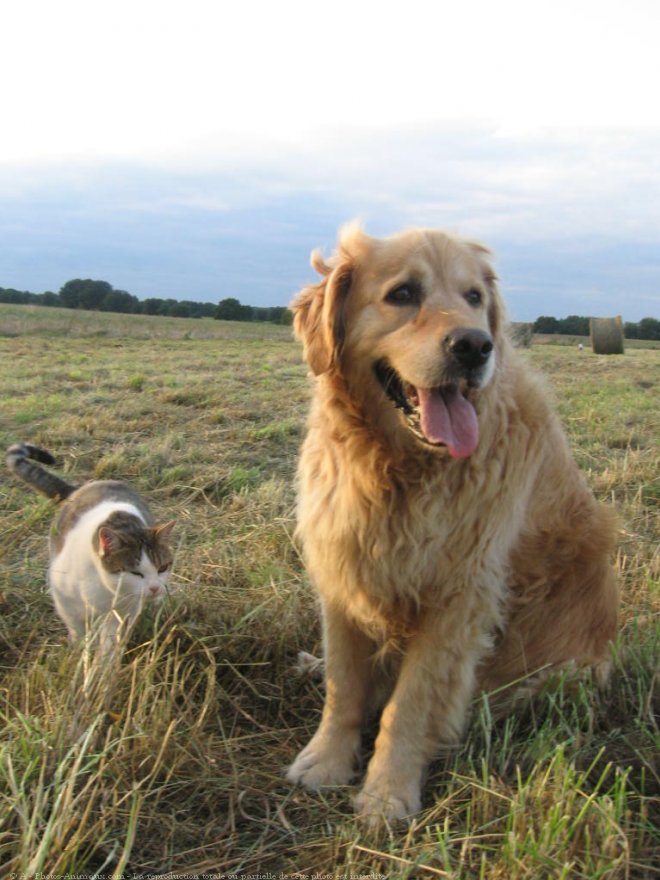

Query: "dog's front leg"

xmin=287 ymin=600 xmax=373 ymax=789
xmin=354 ymin=608 xmax=484 ymax=824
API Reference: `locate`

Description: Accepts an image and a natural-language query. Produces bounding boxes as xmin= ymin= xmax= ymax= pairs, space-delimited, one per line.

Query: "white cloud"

xmin=2 ymin=0 xmax=660 ymax=164
xmin=1 ymin=122 xmax=658 ymax=321
xmin=1 ymin=2 xmax=659 ymax=320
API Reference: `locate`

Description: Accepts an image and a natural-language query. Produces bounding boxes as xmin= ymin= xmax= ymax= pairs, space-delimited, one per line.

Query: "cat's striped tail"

xmin=6 ymin=443 xmax=76 ymax=501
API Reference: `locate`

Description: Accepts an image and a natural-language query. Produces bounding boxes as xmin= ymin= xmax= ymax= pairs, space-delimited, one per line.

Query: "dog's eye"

xmin=385 ymin=282 xmax=421 ymax=306
xmin=463 ymin=288 xmax=483 ymax=307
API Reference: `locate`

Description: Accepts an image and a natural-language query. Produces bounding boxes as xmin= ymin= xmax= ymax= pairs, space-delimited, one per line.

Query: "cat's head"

xmin=94 ymin=511 xmax=175 ymax=600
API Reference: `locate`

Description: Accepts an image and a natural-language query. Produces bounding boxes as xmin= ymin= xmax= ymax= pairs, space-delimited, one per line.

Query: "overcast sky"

xmin=1 ymin=0 xmax=659 ymax=321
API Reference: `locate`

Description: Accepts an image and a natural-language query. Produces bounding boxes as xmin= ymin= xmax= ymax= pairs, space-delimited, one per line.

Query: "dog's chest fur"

xmin=296 ymin=428 xmax=519 ymax=642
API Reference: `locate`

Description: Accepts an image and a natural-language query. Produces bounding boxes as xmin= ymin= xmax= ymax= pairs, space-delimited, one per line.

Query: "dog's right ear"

xmin=291 ymin=249 xmax=353 ymax=375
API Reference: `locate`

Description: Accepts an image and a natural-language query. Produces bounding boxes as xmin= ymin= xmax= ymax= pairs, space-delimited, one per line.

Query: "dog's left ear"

xmin=469 ymin=242 xmax=505 ymax=340
xmin=291 ymin=250 xmax=353 ymax=375
xmin=485 ymin=271 xmax=505 ymax=340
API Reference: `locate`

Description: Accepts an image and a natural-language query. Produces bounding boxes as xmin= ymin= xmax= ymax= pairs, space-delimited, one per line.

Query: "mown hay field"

xmin=0 ymin=304 xmax=658 ymax=878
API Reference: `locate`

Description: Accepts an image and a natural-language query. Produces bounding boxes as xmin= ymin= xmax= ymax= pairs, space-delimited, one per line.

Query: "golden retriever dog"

xmin=286 ymin=224 xmax=619 ymax=825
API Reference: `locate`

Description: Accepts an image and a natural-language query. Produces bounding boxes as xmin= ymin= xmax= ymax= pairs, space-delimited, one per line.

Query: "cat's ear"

xmin=152 ymin=520 xmax=175 ymax=542
xmin=98 ymin=526 xmax=121 ymax=557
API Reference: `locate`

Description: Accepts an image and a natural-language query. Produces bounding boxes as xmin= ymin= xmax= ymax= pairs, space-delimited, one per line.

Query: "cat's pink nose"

xmin=149 ymin=584 xmax=163 ymax=596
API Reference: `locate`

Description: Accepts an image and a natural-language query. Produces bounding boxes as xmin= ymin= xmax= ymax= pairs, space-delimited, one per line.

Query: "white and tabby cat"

xmin=7 ymin=443 xmax=175 ymax=655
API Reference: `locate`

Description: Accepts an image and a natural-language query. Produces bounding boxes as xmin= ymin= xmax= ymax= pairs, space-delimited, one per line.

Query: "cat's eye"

xmin=158 ymin=563 xmax=170 ymax=574
xmin=130 ymin=571 xmax=145 ymax=578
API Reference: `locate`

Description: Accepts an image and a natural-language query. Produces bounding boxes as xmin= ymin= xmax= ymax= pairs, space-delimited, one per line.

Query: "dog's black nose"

xmin=444 ymin=329 xmax=493 ymax=371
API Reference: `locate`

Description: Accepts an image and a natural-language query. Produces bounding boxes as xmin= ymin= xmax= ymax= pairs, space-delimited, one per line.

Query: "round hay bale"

xmin=590 ymin=316 xmax=625 ymax=355
xmin=511 ymin=322 xmax=534 ymax=348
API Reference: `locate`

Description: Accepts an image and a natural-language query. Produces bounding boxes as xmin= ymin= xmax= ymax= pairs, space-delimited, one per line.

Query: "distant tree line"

xmin=214 ymin=297 xmax=291 ymax=324
xmin=534 ymin=314 xmax=660 ymax=340
xmin=622 ymin=317 xmax=660 ymax=340
xmin=1 ymin=281 xmax=656 ymax=336
xmin=0 ymin=280 xmax=291 ymax=324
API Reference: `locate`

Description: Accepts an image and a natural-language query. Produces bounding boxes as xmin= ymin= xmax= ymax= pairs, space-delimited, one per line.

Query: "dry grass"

xmin=0 ymin=304 xmax=658 ymax=877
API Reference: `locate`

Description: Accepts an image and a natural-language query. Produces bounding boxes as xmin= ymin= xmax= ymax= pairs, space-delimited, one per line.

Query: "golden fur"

xmin=286 ymin=225 xmax=619 ymax=824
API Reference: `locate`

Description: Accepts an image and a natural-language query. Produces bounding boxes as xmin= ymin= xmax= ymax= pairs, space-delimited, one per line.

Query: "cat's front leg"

xmin=95 ymin=612 xmax=119 ymax=659
xmin=49 ymin=586 xmax=86 ymax=643
xmin=96 ymin=608 xmax=138 ymax=659
xmin=287 ymin=601 xmax=373 ymax=789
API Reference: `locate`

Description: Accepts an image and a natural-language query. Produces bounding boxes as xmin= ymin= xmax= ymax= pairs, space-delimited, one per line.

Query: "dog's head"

xmin=292 ymin=225 xmax=506 ymax=459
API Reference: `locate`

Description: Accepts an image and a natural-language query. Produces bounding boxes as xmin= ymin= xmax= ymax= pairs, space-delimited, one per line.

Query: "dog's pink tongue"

xmin=417 ymin=387 xmax=479 ymax=458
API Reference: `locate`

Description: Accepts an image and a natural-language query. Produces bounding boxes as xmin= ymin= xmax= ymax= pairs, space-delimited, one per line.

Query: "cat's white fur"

xmin=49 ymin=500 xmax=170 ymax=655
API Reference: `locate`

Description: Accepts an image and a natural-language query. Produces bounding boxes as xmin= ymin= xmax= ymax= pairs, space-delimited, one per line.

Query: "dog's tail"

xmin=6 ymin=443 xmax=76 ymax=501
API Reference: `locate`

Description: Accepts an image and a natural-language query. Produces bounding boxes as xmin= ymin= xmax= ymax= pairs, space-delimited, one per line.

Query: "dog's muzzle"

xmin=444 ymin=328 xmax=493 ymax=382
xmin=375 ymin=328 xmax=494 ymax=459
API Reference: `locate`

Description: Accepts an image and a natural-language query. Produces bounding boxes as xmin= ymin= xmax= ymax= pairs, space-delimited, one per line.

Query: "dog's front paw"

xmin=353 ymin=776 xmax=421 ymax=826
xmin=287 ymin=734 xmax=357 ymax=790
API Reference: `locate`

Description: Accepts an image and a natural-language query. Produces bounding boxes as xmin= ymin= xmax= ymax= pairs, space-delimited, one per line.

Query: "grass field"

xmin=0 ymin=304 xmax=658 ymax=878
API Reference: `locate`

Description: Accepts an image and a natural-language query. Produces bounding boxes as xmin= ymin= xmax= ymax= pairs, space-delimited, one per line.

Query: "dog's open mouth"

xmin=375 ymin=361 xmax=479 ymax=458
